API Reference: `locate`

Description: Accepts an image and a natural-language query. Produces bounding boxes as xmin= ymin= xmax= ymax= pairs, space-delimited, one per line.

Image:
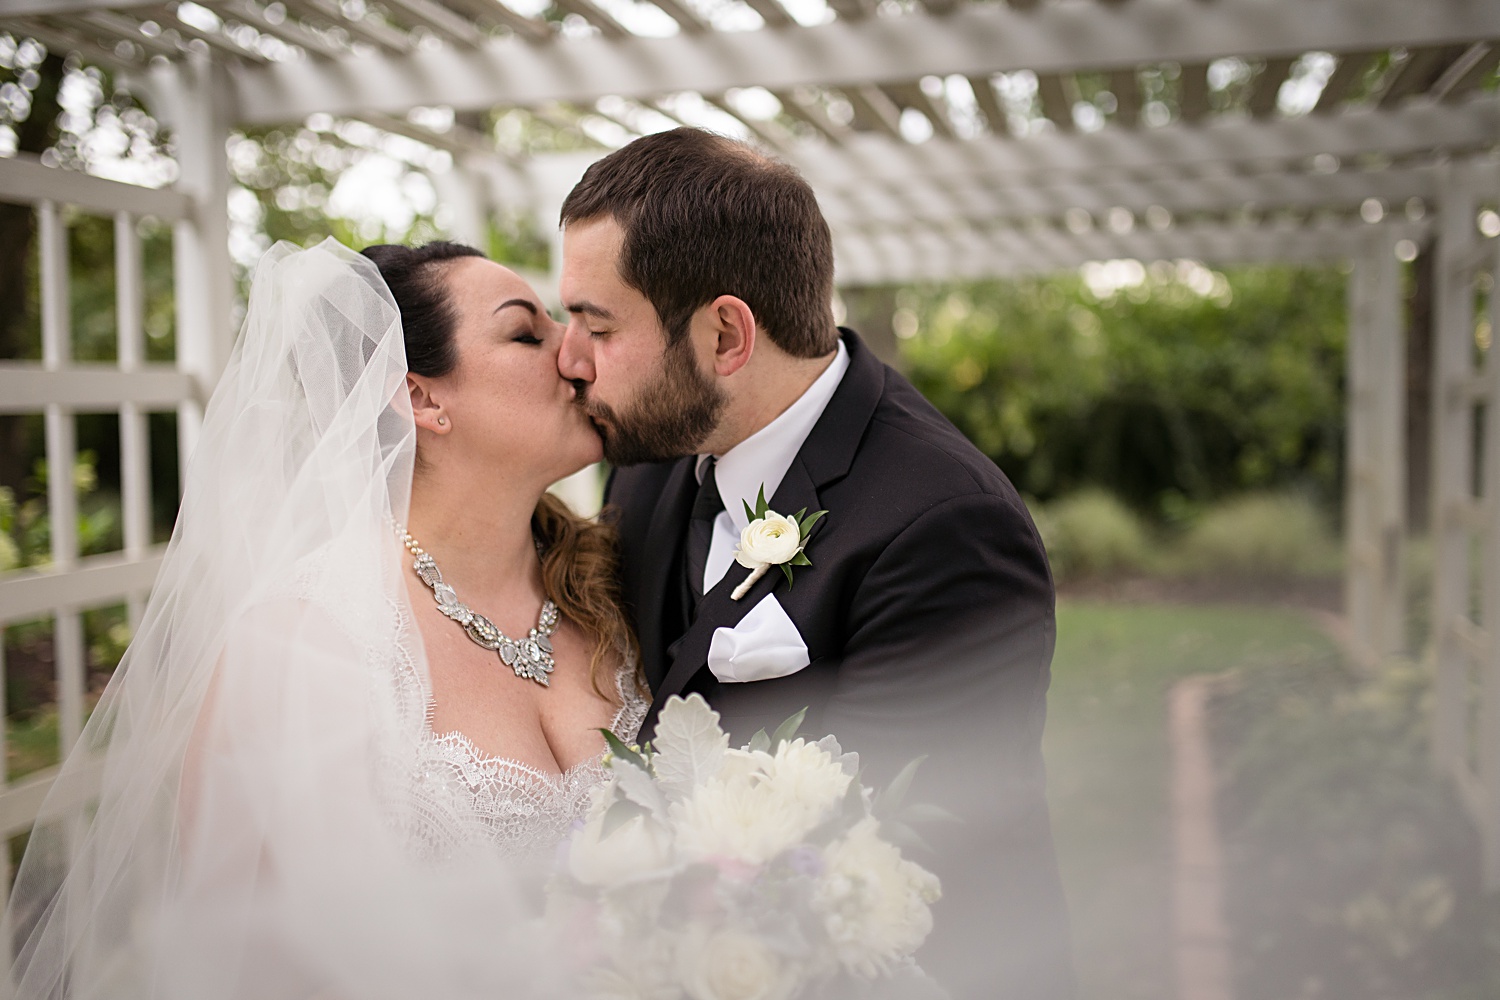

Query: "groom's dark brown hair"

xmin=559 ymin=127 xmax=837 ymax=359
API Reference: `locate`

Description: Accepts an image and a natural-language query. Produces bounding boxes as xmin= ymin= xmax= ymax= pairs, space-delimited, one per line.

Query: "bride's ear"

xmin=408 ymin=375 xmax=450 ymax=434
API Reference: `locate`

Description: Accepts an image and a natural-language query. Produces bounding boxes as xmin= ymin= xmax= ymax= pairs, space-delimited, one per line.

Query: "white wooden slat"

xmin=1482 ymin=221 xmax=1500 ymax=888
xmin=227 ymin=0 xmax=1500 ymax=123
xmin=39 ymin=197 xmax=89 ymax=768
xmin=0 ymin=624 xmax=9 ymax=995
xmin=816 ymin=165 xmax=1443 ymax=233
xmin=0 ymin=155 xmax=191 ymax=222
xmin=0 ymin=755 xmax=107 ymax=839
xmin=1345 ymin=245 xmax=1377 ymax=656
xmin=374 ymin=0 xmax=485 ymax=47
xmin=0 ymin=366 xmax=200 ymax=413
xmin=787 ymin=98 xmax=1500 ymax=190
xmin=830 ymin=218 xmax=1430 ymax=285
xmin=0 ymin=0 xmax=158 ymax=13
xmin=116 ymin=213 xmax=153 ymax=627
xmin=0 ymin=551 xmax=166 ymax=625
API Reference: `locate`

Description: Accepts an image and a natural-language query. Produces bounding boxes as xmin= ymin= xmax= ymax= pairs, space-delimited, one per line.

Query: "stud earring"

xmin=436 ymin=416 xmax=447 ymax=426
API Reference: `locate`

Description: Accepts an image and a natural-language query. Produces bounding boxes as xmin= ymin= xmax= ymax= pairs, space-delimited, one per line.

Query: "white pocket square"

xmin=706 ymin=593 xmax=810 ymax=684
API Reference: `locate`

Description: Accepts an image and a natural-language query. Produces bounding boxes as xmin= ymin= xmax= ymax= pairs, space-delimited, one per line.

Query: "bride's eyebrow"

xmin=494 ymin=299 xmax=538 ymax=315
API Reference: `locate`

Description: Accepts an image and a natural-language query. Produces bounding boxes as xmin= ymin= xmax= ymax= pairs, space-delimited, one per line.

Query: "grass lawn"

xmin=1045 ymin=600 xmax=1348 ymax=1000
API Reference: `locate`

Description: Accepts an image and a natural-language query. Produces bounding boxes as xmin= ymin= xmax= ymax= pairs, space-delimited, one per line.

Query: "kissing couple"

xmin=7 ymin=128 xmax=1073 ymax=1000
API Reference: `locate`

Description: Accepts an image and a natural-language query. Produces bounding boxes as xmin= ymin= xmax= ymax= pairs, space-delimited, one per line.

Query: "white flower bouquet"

xmin=549 ymin=694 xmax=945 ymax=1000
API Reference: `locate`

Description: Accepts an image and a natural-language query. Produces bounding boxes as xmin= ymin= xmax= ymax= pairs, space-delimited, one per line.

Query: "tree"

xmin=899 ymin=263 xmax=1348 ymax=516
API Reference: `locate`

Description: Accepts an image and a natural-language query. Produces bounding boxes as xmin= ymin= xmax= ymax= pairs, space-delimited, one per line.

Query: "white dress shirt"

xmin=695 ymin=339 xmax=850 ymax=593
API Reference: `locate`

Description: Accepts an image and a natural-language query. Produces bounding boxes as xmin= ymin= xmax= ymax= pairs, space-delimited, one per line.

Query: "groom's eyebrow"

xmin=494 ymin=299 xmax=538 ymax=315
xmin=565 ymin=301 xmax=615 ymax=321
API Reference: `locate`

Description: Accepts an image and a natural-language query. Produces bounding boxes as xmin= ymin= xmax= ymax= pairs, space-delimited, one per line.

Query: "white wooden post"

xmin=38 ymin=200 xmax=85 ymax=758
xmin=152 ymin=54 xmax=234 ymax=469
xmin=1428 ymin=159 xmax=1500 ymax=888
xmin=1345 ymin=231 xmax=1407 ymax=664
xmin=434 ymin=162 xmax=492 ymax=251
xmin=1483 ymin=228 xmax=1500 ymax=890
xmin=1346 ymin=242 xmax=1377 ymax=661
xmin=1430 ymin=165 xmax=1478 ymax=778
xmin=116 ymin=211 xmax=151 ymax=628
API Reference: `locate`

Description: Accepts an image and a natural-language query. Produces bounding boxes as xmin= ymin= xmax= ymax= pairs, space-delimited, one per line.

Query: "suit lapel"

xmin=646 ymin=460 xmax=823 ymax=727
xmin=640 ymin=330 xmax=889 ymax=734
xmin=635 ymin=457 xmax=697 ymax=691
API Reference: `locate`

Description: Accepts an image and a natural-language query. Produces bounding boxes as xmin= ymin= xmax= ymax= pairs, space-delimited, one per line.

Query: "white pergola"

xmin=0 ymin=0 xmax=1497 ymax=921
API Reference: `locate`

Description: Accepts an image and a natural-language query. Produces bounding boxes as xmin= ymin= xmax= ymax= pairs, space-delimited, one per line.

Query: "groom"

xmin=557 ymin=128 xmax=1073 ymax=999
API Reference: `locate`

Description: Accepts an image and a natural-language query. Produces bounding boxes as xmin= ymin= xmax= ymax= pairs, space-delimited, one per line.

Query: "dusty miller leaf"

xmin=612 ymin=758 xmax=667 ymax=818
xmin=651 ymin=693 xmax=728 ymax=794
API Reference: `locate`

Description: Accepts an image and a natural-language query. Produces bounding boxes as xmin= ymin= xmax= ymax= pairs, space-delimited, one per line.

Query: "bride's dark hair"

xmin=362 ymin=241 xmax=640 ymax=698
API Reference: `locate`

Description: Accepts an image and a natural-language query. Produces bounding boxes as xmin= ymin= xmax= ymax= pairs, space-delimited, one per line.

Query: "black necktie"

xmin=684 ymin=458 xmax=723 ymax=603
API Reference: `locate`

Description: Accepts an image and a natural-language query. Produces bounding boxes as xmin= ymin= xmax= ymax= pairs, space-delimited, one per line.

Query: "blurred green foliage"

xmin=900 ymin=265 xmax=1348 ymax=514
xmin=0 ymin=451 xmax=119 ymax=571
xmin=1032 ymin=490 xmax=1152 ymax=582
xmin=1034 ymin=489 xmax=1342 ymax=584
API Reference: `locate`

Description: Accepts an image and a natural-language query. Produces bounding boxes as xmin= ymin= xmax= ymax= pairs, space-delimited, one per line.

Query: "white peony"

xmin=676 ymin=927 xmax=801 ymax=1000
xmin=813 ymin=817 xmax=942 ymax=979
xmin=761 ymin=738 xmax=853 ymax=832
xmin=670 ymin=766 xmax=804 ymax=865
xmin=570 ymin=790 xmax=674 ymax=887
xmin=671 ymin=740 xmax=850 ymax=865
xmin=734 ymin=512 xmax=802 ymax=569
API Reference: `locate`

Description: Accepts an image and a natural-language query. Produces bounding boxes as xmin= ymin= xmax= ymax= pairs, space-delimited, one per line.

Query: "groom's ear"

xmin=705 ymin=294 xmax=756 ymax=378
xmin=407 ymin=375 xmax=451 ymax=435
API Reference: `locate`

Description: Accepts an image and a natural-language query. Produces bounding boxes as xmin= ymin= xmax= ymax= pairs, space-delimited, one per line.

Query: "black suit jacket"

xmin=606 ymin=330 xmax=1074 ymax=999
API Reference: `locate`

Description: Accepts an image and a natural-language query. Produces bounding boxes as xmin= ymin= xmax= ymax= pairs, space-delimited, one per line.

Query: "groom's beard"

xmin=578 ymin=338 xmax=726 ymax=466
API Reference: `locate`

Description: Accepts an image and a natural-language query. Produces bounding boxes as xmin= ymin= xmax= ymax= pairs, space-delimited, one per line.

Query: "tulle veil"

xmin=5 ymin=239 xmax=561 ymax=999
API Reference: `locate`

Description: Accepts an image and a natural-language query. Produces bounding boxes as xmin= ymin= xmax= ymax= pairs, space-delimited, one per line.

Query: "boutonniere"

xmin=730 ymin=485 xmax=828 ymax=600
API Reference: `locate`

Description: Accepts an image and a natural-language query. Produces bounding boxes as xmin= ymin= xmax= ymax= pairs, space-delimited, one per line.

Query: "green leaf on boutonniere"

xmin=781 ymin=563 xmax=796 ymax=588
xmin=789 ymin=552 xmax=812 ymax=567
xmin=796 ymin=509 xmax=828 ymax=538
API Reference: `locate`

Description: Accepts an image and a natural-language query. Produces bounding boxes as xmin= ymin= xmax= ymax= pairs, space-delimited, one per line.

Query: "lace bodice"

xmin=405 ymin=662 xmax=648 ymax=862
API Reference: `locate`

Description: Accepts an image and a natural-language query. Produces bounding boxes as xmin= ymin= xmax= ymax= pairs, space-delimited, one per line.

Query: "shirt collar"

xmin=698 ymin=338 xmax=850 ymax=530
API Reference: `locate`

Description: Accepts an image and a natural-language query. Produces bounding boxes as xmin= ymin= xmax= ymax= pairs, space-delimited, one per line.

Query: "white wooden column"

xmin=151 ymin=53 xmax=233 ymax=469
xmin=1345 ymin=232 xmax=1407 ymax=664
xmin=37 ymin=201 xmax=86 ymax=760
xmin=115 ymin=211 xmax=152 ymax=628
xmin=434 ymin=161 xmax=492 ymax=252
xmin=1429 ymin=159 xmax=1500 ymax=888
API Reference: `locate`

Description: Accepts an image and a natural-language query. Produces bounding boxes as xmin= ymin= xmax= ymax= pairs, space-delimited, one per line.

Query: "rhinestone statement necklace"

xmin=399 ymin=529 xmax=559 ymax=688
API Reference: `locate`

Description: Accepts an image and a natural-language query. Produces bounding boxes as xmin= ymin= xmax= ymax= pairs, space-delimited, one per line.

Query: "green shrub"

xmin=1034 ymin=490 xmax=1152 ymax=582
xmin=1170 ymin=491 xmax=1341 ymax=578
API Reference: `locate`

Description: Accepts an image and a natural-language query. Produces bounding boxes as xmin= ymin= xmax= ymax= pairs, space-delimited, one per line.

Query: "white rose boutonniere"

xmin=730 ymin=486 xmax=827 ymax=601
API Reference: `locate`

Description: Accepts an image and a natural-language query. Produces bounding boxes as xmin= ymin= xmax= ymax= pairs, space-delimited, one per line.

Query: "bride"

xmin=6 ymin=238 xmax=642 ymax=999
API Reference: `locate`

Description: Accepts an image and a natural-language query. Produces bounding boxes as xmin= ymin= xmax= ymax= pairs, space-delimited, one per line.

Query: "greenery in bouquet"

xmin=549 ymin=695 xmax=944 ymax=1000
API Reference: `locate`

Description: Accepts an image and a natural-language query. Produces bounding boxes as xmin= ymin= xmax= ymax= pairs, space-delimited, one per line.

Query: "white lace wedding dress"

xmin=408 ymin=657 xmax=648 ymax=861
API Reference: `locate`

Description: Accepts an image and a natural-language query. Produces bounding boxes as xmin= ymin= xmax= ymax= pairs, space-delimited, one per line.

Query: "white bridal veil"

xmin=6 ymin=240 xmax=558 ymax=999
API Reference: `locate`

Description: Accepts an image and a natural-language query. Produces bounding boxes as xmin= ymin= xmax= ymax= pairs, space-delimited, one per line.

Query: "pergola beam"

xmin=831 ymin=218 xmax=1430 ymax=286
xmin=226 ymin=0 xmax=1500 ymax=124
xmin=785 ymin=98 xmax=1500 ymax=189
xmin=816 ymin=165 xmax=1443 ymax=232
